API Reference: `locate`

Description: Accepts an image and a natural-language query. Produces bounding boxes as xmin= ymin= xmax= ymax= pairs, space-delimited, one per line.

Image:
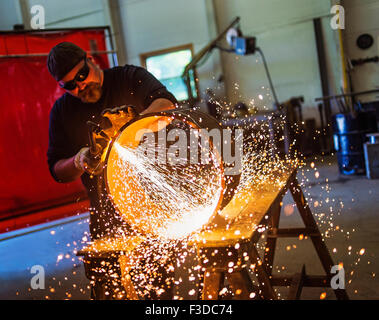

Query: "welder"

xmin=46 ymin=42 xmax=177 ymax=299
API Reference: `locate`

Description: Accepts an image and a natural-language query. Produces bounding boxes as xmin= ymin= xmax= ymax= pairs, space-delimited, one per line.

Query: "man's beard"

xmin=78 ymin=82 xmax=103 ymax=103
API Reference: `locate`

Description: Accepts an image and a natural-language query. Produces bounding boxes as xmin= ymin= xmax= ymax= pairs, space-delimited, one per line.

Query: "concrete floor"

xmin=268 ymin=155 xmax=379 ymax=300
xmin=0 ymin=214 xmax=91 ymax=300
xmin=0 ymin=155 xmax=378 ymax=300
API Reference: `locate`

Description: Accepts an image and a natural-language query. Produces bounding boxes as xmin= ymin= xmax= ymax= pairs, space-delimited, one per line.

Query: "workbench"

xmin=77 ymin=167 xmax=348 ymax=300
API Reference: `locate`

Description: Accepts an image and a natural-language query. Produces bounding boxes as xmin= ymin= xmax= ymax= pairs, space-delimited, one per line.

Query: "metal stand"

xmin=78 ymin=169 xmax=349 ymax=300
xmin=196 ymin=170 xmax=349 ymax=300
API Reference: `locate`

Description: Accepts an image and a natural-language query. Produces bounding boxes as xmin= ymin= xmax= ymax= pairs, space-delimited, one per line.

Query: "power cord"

xmin=255 ymin=47 xmax=280 ymax=108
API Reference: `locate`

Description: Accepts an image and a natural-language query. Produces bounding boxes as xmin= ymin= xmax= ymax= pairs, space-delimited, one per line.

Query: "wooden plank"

xmin=290 ymin=178 xmax=349 ymax=300
xmin=267 ymin=227 xmax=319 ymax=238
xmin=197 ymin=244 xmax=248 ymax=270
xmin=226 ymin=268 xmax=257 ymax=300
xmin=271 ymin=275 xmax=329 ymax=287
xmin=118 ymin=255 xmax=139 ymax=300
xmin=77 ymin=236 xmax=144 ymax=257
xmin=287 ymin=265 xmax=306 ymax=300
xmin=202 ymin=270 xmax=225 ymax=300
xmin=197 ymin=270 xmax=205 ymax=300
xmin=78 ymin=170 xmax=296 ymax=252
xmin=264 ymin=198 xmax=283 ymax=276
xmin=192 ymin=169 xmax=297 ymax=247
xmin=249 ymin=245 xmax=277 ymax=300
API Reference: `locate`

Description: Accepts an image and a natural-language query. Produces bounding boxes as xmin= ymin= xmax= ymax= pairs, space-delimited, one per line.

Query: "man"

xmin=47 ymin=42 xmax=177 ymax=298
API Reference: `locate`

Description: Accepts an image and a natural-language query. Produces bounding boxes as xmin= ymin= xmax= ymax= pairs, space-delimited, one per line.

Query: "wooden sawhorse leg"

xmin=118 ymin=255 xmax=140 ymax=300
xmin=289 ymin=178 xmax=349 ymax=300
xmin=201 ymin=267 xmax=260 ymax=300
xmin=202 ymin=270 xmax=224 ymax=300
xmin=264 ymin=175 xmax=349 ymax=300
xmin=226 ymin=268 xmax=260 ymax=300
xmin=196 ymin=169 xmax=348 ymax=300
xmin=250 ymin=245 xmax=277 ymax=299
xmin=197 ymin=242 xmax=263 ymax=300
xmin=264 ymin=197 xmax=283 ymax=277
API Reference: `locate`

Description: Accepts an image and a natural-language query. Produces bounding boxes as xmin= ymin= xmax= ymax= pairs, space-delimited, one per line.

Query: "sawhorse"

xmin=77 ymin=168 xmax=348 ymax=300
xmin=193 ymin=168 xmax=349 ymax=300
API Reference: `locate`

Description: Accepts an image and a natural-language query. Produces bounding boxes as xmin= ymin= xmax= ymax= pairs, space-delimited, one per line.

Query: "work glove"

xmin=101 ymin=105 xmax=138 ymax=140
xmin=74 ymin=145 xmax=104 ymax=176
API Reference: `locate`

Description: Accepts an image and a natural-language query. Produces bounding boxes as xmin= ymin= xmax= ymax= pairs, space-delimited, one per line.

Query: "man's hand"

xmin=101 ymin=106 xmax=138 ymax=139
xmin=74 ymin=145 xmax=104 ymax=175
xmin=140 ymin=98 xmax=175 ymax=115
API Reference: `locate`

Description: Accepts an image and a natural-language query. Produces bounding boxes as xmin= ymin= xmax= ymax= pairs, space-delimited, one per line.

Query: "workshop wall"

xmin=12 ymin=0 xmax=223 ymax=105
xmin=343 ymin=0 xmax=379 ymax=102
xmin=117 ymin=0 xmax=222 ymax=105
xmin=0 ymin=1 xmax=111 ymax=49
xmin=0 ymin=0 xmax=109 ymax=30
xmin=0 ymin=0 xmax=23 ymax=30
xmin=6 ymin=1 xmax=376 ymax=119
xmin=26 ymin=0 xmax=108 ymax=28
xmin=213 ymin=0 xmax=340 ymax=122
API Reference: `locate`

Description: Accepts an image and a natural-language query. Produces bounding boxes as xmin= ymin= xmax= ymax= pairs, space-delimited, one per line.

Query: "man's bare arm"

xmin=140 ymin=98 xmax=176 ymax=115
xmin=53 ymin=156 xmax=83 ymax=183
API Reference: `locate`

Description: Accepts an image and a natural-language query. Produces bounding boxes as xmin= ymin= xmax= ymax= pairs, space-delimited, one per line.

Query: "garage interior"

xmin=0 ymin=0 xmax=378 ymax=300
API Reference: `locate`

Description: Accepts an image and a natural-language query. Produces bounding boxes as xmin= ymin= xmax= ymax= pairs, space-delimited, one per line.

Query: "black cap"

xmin=47 ymin=42 xmax=86 ymax=81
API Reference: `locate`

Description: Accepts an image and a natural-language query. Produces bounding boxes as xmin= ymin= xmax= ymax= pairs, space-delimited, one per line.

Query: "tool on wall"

xmin=277 ymin=96 xmax=305 ymax=155
xmin=182 ymin=17 xmax=279 ymax=108
xmin=356 ymin=33 xmax=374 ymax=50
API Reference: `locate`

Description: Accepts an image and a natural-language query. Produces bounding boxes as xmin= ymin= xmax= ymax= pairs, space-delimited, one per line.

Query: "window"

xmin=140 ymin=44 xmax=198 ymax=102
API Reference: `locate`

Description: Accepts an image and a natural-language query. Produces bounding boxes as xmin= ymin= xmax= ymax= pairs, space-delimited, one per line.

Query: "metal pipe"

xmin=0 ymin=26 xmax=111 ymax=35
xmin=0 ymin=50 xmax=117 ymax=59
xmin=18 ymin=0 xmax=31 ymax=30
xmin=313 ymin=18 xmax=332 ymax=129
xmin=182 ymin=16 xmax=240 ymax=76
xmin=181 ymin=17 xmax=240 ymax=102
xmin=256 ymin=47 xmax=279 ymax=108
xmin=338 ymin=28 xmax=350 ymax=94
xmin=315 ymin=89 xmax=379 ymax=102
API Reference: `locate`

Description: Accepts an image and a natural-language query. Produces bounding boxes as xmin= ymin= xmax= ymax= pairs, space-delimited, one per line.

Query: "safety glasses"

xmin=59 ymin=57 xmax=90 ymax=91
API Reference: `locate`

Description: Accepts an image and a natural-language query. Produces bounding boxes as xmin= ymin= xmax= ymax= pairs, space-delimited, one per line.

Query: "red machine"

xmin=0 ymin=27 xmax=113 ymax=233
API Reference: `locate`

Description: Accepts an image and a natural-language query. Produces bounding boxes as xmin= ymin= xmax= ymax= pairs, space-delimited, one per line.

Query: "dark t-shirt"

xmin=47 ymin=65 xmax=177 ymax=237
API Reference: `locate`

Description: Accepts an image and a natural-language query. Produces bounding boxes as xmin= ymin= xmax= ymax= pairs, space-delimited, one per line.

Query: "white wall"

xmin=343 ymin=0 xmax=379 ymax=102
xmin=213 ymin=0 xmax=339 ymax=121
xmin=1 ymin=0 xmax=222 ymax=104
xmin=3 ymin=0 xmax=378 ymax=114
xmin=0 ymin=0 xmax=23 ymax=30
xmin=117 ymin=0 xmax=221 ymax=104
xmin=322 ymin=15 xmax=345 ymax=114
xmin=27 ymin=0 xmax=108 ymax=28
xmin=19 ymin=0 xmax=115 ymax=65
